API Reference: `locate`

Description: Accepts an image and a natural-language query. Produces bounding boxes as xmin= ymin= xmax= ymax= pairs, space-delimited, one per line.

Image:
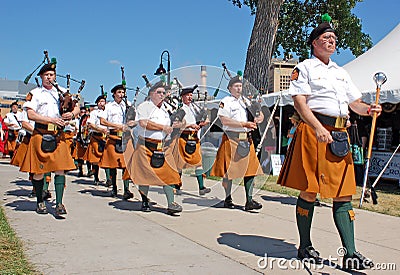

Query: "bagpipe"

xmin=23 ymin=50 xmax=50 ymax=85
xmin=120 ymin=66 xmax=138 ymax=123
xmin=141 ymin=74 xmax=186 ymax=124
xmin=78 ymin=112 xmax=90 ymax=148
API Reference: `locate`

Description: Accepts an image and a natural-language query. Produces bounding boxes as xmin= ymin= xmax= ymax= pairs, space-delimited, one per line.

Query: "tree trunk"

xmin=244 ymin=0 xmax=284 ymax=92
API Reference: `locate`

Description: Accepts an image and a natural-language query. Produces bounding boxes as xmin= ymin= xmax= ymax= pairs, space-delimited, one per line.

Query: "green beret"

xmin=180 ymin=84 xmax=198 ymax=96
xmin=37 ymin=63 xmax=56 ymax=76
xmin=227 ymin=75 xmax=242 ymax=88
xmin=95 ymin=95 xmax=106 ymax=104
xmin=148 ymin=80 xmax=165 ymax=95
xmin=111 ymin=84 xmax=126 ymax=94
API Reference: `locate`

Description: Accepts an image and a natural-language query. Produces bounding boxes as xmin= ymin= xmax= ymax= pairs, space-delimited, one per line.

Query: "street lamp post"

xmin=154 ymin=50 xmax=171 ymax=85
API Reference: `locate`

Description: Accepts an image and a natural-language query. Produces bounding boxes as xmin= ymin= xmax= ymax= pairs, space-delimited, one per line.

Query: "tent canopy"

xmin=344 ymin=23 xmax=400 ymax=104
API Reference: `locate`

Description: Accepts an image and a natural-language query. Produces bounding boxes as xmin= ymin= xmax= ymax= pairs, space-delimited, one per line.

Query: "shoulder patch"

xmin=219 ymin=102 xmax=224 ymax=109
xmin=290 ymin=68 xmax=300 ymax=81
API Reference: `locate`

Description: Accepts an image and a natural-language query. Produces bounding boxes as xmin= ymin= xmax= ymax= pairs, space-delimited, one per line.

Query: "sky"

xmin=1 ymin=0 xmax=399 ymax=104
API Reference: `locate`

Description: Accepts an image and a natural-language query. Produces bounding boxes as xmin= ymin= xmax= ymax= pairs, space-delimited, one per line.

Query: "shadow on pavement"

xmin=6 ymin=188 xmax=32 ymax=198
xmin=5 ymin=199 xmax=36 ymax=212
xmin=10 ymin=179 xmax=32 ymax=187
xmin=261 ymin=195 xmax=297 ymax=206
xmin=108 ymin=200 xmax=172 ymax=216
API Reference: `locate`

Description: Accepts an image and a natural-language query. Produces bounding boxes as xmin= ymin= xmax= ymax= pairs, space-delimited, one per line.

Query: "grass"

xmin=0 ymin=206 xmax=37 ymax=275
xmin=252 ymin=174 xmax=400 ymax=217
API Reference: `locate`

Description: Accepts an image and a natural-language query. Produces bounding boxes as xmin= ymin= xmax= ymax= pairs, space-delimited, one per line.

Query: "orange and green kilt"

xmin=172 ymin=130 xmax=202 ymax=170
xmin=122 ymin=136 xmax=135 ymax=180
xmin=10 ymin=133 xmax=31 ymax=167
xmin=19 ymin=129 xmax=76 ymax=174
xmin=83 ymin=133 xmax=106 ymax=163
xmin=72 ymin=140 xmax=87 ymax=160
xmin=210 ymin=133 xmax=263 ymax=180
xmin=277 ymin=122 xmax=356 ymax=199
xmin=64 ymin=131 xmax=75 ymax=156
xmin=5 ymin=130 xmax=19 ymax=152
xmin=128 ymin=137 xmax=181 ymax=186
xmin=99 ymin=134 xmax=126 ymax=169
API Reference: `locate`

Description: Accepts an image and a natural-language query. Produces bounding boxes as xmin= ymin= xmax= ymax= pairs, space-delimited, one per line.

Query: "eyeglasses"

xmin=155 ymin=90 xmax=166 ymax=95
xmin=319 ymin=34 xmax=338 ymax=42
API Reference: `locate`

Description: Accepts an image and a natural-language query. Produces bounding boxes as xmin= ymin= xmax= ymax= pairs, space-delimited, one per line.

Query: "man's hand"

xmin=315 ymin=125 xmax=333 ymax=143
xmin=163 ymin=126 xmax=173 ymax=135
xmin=61 ymin=112 xmax=75 ymax=121
xmin=244 ymin=121 xmax=257 ymax=130
xmin=369 ymin=104 xmax=382 ymax=117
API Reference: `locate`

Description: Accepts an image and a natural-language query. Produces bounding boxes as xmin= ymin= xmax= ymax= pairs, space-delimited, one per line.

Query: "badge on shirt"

xmin=219 ymin=102 xmax=224 ymax=109
xmin=290 ymin=68 xmax=300 ymax=81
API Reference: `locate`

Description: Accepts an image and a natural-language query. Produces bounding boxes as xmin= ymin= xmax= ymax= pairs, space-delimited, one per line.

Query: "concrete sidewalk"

xmin=1 ymin=159 xmax=399 ymax=274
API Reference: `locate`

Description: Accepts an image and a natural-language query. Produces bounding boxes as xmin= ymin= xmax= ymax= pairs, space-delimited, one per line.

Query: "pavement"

xmin=1 ymin=158 xmax=399 ymax=274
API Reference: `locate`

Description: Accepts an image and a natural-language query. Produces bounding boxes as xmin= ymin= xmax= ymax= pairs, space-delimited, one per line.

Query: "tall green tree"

xmin=230 ymin=0 xmax=372 ymax=91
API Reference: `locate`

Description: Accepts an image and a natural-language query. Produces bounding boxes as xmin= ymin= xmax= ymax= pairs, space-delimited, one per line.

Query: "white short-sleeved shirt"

xmin=217 ymin=95 xmax=251 ymax=132
xmin=182 ymin=103 xmax=197 ymax=127
xmin=4 ymin=111 xmax=23 ymax=130
xmin=289 ymin=57 xmax=362 ymax=117
xmin=137 ymin=100 xmax=171 ymax=140
xmin=20 ymin=110 xmax=35 ymax=134
xmin=87 ymin=108 xmax=106 ymax=133
xmin=99 ymin=100 xmax=127 ymax=129
xmin=24 ymin=86 xmax=65 ymax=118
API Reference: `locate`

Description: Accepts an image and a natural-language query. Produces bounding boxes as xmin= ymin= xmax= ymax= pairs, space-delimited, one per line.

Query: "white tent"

xmin=344 ymin=23 xmax=400 ymax=104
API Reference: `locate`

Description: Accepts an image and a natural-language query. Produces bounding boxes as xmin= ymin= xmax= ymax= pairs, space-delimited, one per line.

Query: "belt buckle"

xmin=47 ymin=123 xmax=56 ymax=131
xmin=239 ymin=132 xmax=247 ymax=140
xmin=117 ymin=131 xmax=123 ymax=137
xmin=335 ymin=117 xmax=346 ymax=128
xmin=157 ymin=142 xmax=163 ymax=150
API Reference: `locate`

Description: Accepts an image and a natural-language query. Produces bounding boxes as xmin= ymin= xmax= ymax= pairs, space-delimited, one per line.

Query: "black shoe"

xmin=343 ymin=251 xmax=374 ymax=270
xmin=224 ymin=199 xmax=235 ymax=209
xmin=94 ymin=180 xmax=102 ymax=186
xmin=199 ymin=187 xmax=211 ymax=196
xmin=245 ymin=200 xmax=263 ymax=211
xmin=297 ymin=246 xmax=322 ymax=264
xmin=110 ymin=190 xmax=117 ymax=197
xmin=55 ymin=203 xmax=67 ymax=216
xmin=314 ymin=198 xmax=321 ymax=206
xmin=167 ymin=202 xmax=182 ymax=215
xmin=123 ymin=190 xmax=134 ymax=200
xmin=28 ymin=191 xmax=36 ymax=198
xmin=86 ymin=170 xmax=94 ymax=177
xmin=77 ymin=171 xmax=84 ymax=177
xmin=36 ymin=202 xmax=48 ymax=214
xmin=42 ymin=190 xmax=51 ymax=201
xmin=105 ymin=179 xmax=112 ymax=187
xmin=141 ymin=201 xmax=151 ymax=212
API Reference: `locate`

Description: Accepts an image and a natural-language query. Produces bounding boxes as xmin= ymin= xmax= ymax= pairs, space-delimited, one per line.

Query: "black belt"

xmin=313 ymin=112 xmax=347 ymax=128
xmin=109 ymin=130 xmax=123 ymax=136
xmin=35 ymin=122 xmax=59 ymax=131
xmin=225 ymin=131 xmax=252 ymax=140
xmin=180 ymin=131 xmax=199 ymax=141
xmin=92 ymin=132 xmax=103 ymax=137
xmin=138 ymin=137 xmax=163 ymax=151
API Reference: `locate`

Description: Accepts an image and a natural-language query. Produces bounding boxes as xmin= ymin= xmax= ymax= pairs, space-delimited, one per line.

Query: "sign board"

xmin=270 ymin=154 xmax=285 ymax=176
xmin=369 ymin=151 xmax=400 ymax=181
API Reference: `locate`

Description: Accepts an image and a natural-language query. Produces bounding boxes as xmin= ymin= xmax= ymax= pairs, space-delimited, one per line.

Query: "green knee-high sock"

xmin=105 ymin=168 xmax=111 ymax=181
xmin=195 ymin=168 xmax=204 ymax=189
xmin=296 ymin=197 xmax=315 ymax=249
xmin=222 ymin=178 xmax=232 ymax=200
xmin=123 ymin=179 xmax=130 ymax=192
xmin=139 ymin=185 xmax=149 ymax=202
xmin=43 ymin=172 xmax=51 ymax=191
xmin=163 ymin=185 xmax=174 ymax=205
xmin=32 ymin=179 xmax=44 ymax=204
xmin=244 ymin=176 xmax=254 ymax=202
xmin=110 ymin=169 xmax=117 ymax=193
xmin=54 ymin=175 xmax=65 ymax=205
xmin=333 ymin=201 xmax=356 ymax=257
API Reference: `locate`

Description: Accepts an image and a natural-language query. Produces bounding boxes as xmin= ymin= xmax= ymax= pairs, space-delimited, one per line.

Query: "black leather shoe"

xmin=36 ymin=202 xmax=48 ymax=214
xmin=141 ymin=201 xmax=151 ymax=212
xmin=77 ymin=171 xmax=84 ymax=177
xmin=343 ymin=251 xmax=374 ymax=270
xmin=297 ymin=246 xmax=322 ymax=264
xmin=224 ymin=199 xmax=235 ymax=209
xmin=42 ymin=190 xmax=51 ymax=201
xmin=245 ymin=200 xmax=263 ymax=211
xmin=105 ymin=179 xmax=112 ymax=187
xmin=123 ymin=190 xmax=134 ymax=200
xmin=28 ymin=191 xmax=36 ymax=198
xmin=55 ymin=203 xmax=67 ymax=216
xmin=167 ymin=202 xmax=182 ymax=215
xmin=199 ymin=187 xmax=211 ymax=196
xmin=110 ymin=190 xmax=117 ymax=197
